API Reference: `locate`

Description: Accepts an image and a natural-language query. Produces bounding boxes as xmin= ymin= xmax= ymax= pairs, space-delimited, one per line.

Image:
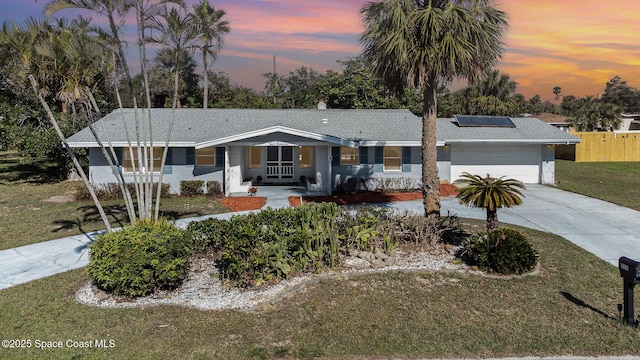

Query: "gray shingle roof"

xmin=66 ymin=108 xmax=580 ymax=147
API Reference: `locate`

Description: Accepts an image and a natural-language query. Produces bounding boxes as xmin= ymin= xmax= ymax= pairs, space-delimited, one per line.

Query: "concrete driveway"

xmin=438 ymin=184 xmax=640 ymax=266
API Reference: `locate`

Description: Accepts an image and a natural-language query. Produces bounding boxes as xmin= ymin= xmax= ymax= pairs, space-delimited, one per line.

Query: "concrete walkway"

xmin=1 ymin=185 xmax=639 ymax=290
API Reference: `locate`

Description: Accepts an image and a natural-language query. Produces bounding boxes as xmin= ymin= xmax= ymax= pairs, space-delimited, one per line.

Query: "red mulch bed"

xmin=289 ymin=183 xmax=458 ymax=207
xmin=220 ymin=196 xmax=266 ymax=212
xmin=219 ymin=184 xmax=458 ymax=211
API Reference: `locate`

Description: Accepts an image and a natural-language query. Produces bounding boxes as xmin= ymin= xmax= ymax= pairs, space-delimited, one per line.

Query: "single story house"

xmin=66 ymin=108 xmax=580 ymax=195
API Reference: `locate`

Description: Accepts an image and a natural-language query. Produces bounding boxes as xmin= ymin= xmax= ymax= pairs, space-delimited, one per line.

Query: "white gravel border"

xmin=75 ymin=249 xmax=478 ymax=311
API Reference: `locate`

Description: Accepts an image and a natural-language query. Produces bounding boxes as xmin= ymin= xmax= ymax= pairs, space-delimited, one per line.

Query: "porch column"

xmin=325 ymin=145 xmax=332 ymax=195
xmin=224 ymin=146 xmax=230 ymax=196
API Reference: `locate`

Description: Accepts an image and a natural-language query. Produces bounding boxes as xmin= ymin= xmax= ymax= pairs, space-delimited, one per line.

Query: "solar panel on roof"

xmin=455 ymin=115 xmax=516 ymax=128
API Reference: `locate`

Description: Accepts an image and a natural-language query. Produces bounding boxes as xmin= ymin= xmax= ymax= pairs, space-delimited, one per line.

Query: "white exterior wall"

xmin=226 ymin=146 xmax=243 ymax=194
xmin=311 ymin=146 xmax=329 ymax=193
xmin=87 ymin=147 xmax=224 ymax=194
xmin=540 ymin=144 xmax=556 ymax=184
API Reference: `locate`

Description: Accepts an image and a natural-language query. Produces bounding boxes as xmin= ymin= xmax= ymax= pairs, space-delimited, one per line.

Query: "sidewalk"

xmin=2 ymin=185 xmax=640 ymax=290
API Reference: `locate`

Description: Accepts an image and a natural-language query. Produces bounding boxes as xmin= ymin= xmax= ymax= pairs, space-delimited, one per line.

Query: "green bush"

xmin=462 ymin=228 xmax=539 ymax=275
xmin=188 ymin=203 xmax=342 ymax=287
xmin=87 ymin=219 xmax=193 ymax=297
xmin=187 ymin=217 xmax=230 ymax=253
xmin=180 ymin=180 xmax=205 ymax=197
xmin=187 ymin=204 xmax=461 ymax=288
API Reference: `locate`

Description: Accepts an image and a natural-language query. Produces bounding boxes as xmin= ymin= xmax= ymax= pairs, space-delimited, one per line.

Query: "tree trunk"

xmin=154 ymin=60 xmax=180 ymax=221
xmin=202 ymin=51 xmax=209 ymax=109
xmin=421 ymin=75 xmax=441 ymax=218
xmin=486 ymin=209 xmax=499 ymax=233
xmin=28 ymin=75 xmax=112 ymax=232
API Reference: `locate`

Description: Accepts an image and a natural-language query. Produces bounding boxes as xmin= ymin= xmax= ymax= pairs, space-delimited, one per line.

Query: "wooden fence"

xmin=557 ymin=132 xmax=640 ymax=162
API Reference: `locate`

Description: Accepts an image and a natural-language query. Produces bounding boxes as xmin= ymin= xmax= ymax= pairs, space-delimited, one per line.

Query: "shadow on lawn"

xmin=51 ymin=204 xmax=206 ymax=255
xmin=0 ymin=153 xmax=62 ymax=184
xmin=561 ymin=291 xmax=614 ymax=320
xmin=51 ymin=204 xmax=207 ymax=235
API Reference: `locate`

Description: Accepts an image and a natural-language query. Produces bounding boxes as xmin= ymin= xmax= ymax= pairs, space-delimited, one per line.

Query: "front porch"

xmin=225 ymin=143 xmax=331 ymax=196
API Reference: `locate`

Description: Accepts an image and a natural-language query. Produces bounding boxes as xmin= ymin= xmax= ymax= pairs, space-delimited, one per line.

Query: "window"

xmin=340 ymin=147 xmax=358 ymax=165
xmin=248 ymin=146 xmax=261 ymax=169
xmin=384 ymin=146 xmax=402 ymax=171
xmin=299 ymin=146 xmax=313 ymax=168
xmin=196 ymin=146 xmax=216 ymax=166
xmin=123 ymin=147 xmax=162 ymax=172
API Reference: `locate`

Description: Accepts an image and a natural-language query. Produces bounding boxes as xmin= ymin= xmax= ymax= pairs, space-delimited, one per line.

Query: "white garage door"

xmin=451 ymin=144 xmax=541 ymax=183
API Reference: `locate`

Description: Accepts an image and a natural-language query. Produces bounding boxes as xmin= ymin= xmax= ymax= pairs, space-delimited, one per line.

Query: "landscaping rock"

xmin=345 ymin=257 xmax=371 ymax=270
xmin=371 ymin=259 xmax=386 ymax=269
xmin=384 ymin=255 xmax=397 ymax=266
xmin=358 ymin=251 xmax=376 ymax=263
xmin=375 ymin=250 xmax=389 ymax=260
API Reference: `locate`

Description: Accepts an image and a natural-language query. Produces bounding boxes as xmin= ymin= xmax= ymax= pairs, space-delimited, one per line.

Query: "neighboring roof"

xmin=532 ymin=112 xmax=570 ymax=125
xmin=66 ymin=108 xmax=580 ymax=148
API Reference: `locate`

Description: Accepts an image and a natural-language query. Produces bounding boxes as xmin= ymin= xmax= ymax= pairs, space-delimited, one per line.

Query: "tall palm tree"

xmin=455 ymin=172 xmax=525 ymax=233
xmin=34 ymin=17 xmax=105 ymax=115
xmin=44 ymin=0 xmax=134 ymax=102
xmin=45 ymin=0 xmax=184 ymax=222
xmin=146 ymin=4 xmax=198 ymax=220
xmin=1 ymin=17 xmax=48 ymax=94
xmin=360 ymin=0 xmax=509 ymax=218
xmin=478 ymin=69 xmax=517 ymax=100
xmin=191 ymin=0 xmax=229 ymax=109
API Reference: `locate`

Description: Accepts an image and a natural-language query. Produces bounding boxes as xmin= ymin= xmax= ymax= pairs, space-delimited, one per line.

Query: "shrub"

xmin=187 ymin=203 xmax=462 ymax=288
xmin=187 ymin=217 xmax=230 ymax=253
xmin=76 ymin=182 xmax=170 ymax=201
xmin=180 ymin=180 xmax=204 ymax=197
xmin=207 ymin=181 xmax=223 ymax=198
xmin=86 ymin=219 xmax=193 ymax=297
xmin=368 ymin=177 xmax=420 ymax=192
xmin=462 ymin=228 xmax=539 ymax=275
xmin=189 ymin=203 xmax=343 ymax=287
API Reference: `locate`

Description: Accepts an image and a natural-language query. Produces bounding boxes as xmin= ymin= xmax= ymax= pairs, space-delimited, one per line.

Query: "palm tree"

xmin=191 ymin=0 xmax=230 ymax=109
xmin=360 ymin=0 xmax=509 ymax=218
xmin=479 ymin=69 xmax=517 ymax=100
xmin=34 ymin=17 xmax=105 ymax=115
xmin=454 ymin=172 xmax=525 ymax=233
xmin=146 ymin=4 xmax=198 ymax=220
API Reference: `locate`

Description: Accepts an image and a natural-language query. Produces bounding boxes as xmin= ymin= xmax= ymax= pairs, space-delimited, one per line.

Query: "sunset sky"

xmin=2 ymin=0 xmax=639 ymax=102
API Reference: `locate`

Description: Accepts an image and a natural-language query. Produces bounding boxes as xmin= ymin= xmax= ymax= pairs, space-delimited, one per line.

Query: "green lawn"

xmin=2 ymin=154 xmax=640 ymax=358
xmin=1 ymin=221 xmax=639 ymax=359
xmin=0 ymin=151 xmax=228 ymax=250
xmin=555 ymin=160 xmax=640 ymax=211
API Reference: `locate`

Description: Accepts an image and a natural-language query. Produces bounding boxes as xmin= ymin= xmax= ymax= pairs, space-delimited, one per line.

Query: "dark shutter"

xmin=164 ymin=148 xmax=173 ymax=164
xmin=163 ymin=148 xmax=173 ymax=174
xmin=186 ymin=148 xmax=195 ymax=165
xmin=402 ymin=147 xmax=411 ymax=172
xmin=114 ymin=148 xmax=124 ymax=172
xmin=359 ymin=147 xmax=368 ymax=165
xmin=374 ymin=147 xmax=383 ymax=172
xmin=215 ymin=147 xmax=225 ymax=167
xmin=332 ymin=147 xmax=340 ymax=166
xmin=114 ymin=148 xmax=123 ymax=165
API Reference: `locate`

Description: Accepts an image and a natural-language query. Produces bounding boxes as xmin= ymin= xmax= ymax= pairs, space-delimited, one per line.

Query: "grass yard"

xmin=2 ymin=154 xmax=640 ymax=358
xmin=0 ymin=151 xmax=229 ymax=250
xmin=1 ymin=220 xmax=639 ymax=359
xmin=555 ymin=159 xmax=640 ymax=211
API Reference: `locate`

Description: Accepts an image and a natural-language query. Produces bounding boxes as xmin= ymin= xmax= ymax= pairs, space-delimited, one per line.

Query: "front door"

xmin=266 ymin=146 xmax=294 ymax=180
